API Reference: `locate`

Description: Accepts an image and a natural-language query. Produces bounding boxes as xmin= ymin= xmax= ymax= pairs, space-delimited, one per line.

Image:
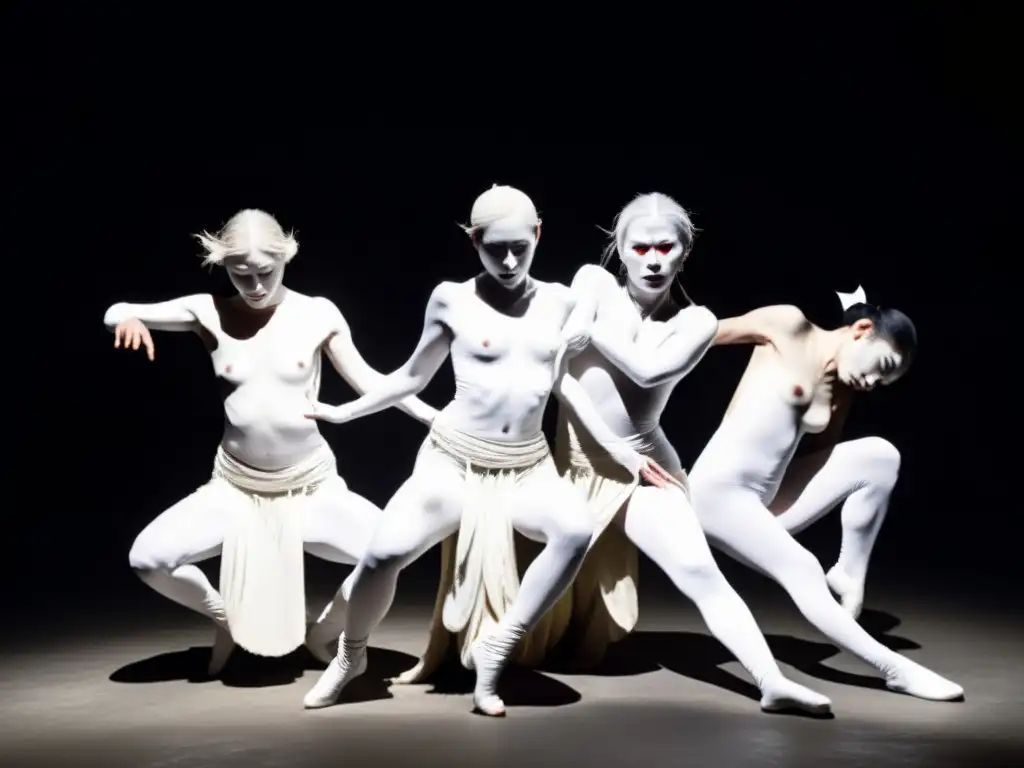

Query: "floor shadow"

xmin=542 ymin=608 xmax=919 ymax=703
xmin=109 ymin=644 xmax=415 ymax=700
xmin=422 ymin=659 xmax=582 ymax=708
xmin=762 ymin=608 xmax=922 ymax=692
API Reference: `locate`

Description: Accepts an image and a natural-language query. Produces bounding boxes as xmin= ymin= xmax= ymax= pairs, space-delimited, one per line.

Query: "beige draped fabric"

xmin=213 ymin=442 xmax=336 ymax=657
xmin=393 ymin=424 xmax=574 ymax=684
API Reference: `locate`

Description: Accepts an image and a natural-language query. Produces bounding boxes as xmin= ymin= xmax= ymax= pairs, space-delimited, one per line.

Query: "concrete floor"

xmin=1 ymin=585 xmax=1019 ymax=767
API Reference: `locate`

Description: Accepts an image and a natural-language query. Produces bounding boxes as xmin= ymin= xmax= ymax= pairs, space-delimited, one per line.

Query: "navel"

xmin=501 ymin=424 xmax=510 ymax=434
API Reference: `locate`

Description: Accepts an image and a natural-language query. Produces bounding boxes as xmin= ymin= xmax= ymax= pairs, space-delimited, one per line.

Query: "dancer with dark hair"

xmin=767 ymin=286 xmax=916 ymax=618
xmin=687 ymin=287 xmax=963 ymax=701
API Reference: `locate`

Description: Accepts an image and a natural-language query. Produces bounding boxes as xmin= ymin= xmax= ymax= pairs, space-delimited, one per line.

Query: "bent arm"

xmin=320 ymin=301 xmax=439 ymax=425
xmin=591 ymin=305 xmax=719 ymax=388
xmin=103 ymin=295 xmax=203 ymax=332
xmin=553 ymin=368 xmax=642 ymax=475
xmin=325 ymin=285 xmax=452 ymax=424
xmin=714 ymin=304 xmax=808 ymax=346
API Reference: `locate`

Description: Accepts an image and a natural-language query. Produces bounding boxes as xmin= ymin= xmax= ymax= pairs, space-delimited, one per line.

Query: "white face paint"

xmin=223 ymin=251 xmax=286 ymax=309
xmin=475 ymin=217 xmax=538 ymax=290
xmin=619 ymin=215 xmax=687 ymax=300
xmin=836 ymin=327 xmax=905 ymax=391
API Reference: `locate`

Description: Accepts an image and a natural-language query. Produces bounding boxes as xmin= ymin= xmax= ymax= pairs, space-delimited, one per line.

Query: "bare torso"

xmin=190 ymin=291 xmax=338 ymax=470
xmin=433 ymin=278 xmax=575 ymax=441
xmin=566 ymin=283 xmax=684 ymax=471
xmin=693 ymin=328 xmax=839 ymax=500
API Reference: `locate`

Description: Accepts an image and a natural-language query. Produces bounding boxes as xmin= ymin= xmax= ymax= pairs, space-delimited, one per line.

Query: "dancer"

xmin=686 ymin=291 xmax=964 ymax=701
xmin=302 ymin=185 xmax=673 ymax=715
xmin=539 ymin=192 xmax=831 ymax=713
xmin=106 ymin=209 xmax=437 ymax=675
xmin=766 ymin=286 xmax=904 ymax=619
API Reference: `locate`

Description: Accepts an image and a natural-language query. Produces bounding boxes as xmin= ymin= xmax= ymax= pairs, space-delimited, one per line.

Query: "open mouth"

xmin=642 ymin=275 xmax=667 ymax=286
xmin=246 ymin=292 xmax=267 ymax=301
xmin=498 ymin=272 xmax=517 ymax=281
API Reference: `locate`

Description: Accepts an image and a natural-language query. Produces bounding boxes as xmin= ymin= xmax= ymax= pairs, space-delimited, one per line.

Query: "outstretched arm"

xmin=318 ymin=299 xmax=439 ymax=426
xmin=714 ymin=304 xmax=809 ymax=346
xmin=308 ymin=284 xmax=453 ymax=425
xmin=103 ymin=295 xmax=205 ymax=333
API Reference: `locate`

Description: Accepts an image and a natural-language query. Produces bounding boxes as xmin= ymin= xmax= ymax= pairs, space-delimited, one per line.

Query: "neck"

xmin=816 ymin=326 xmax=849 ymax=373
xmin=477 ymin=273 xmax=535 ymax=309
xmin=625 ymin=282 xmax=671 ymax=319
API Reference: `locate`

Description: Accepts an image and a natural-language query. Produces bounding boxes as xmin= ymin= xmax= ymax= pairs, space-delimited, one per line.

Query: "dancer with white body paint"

xmin=767 ymin=286 xmax=905 ymax=620
xmin=106 ymin=209 xmax=437 ymax=675
xmin=302 ymin=185 xmax=675 ymax=716
xmin=513 ymin=192 xmax=830 ymax=714
xmin=687 ymin=290 xmax=964 ymax=701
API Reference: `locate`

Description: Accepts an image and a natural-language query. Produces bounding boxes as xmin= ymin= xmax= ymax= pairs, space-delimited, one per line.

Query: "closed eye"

xmin=654 ymin=242 xmax=675 ymax=254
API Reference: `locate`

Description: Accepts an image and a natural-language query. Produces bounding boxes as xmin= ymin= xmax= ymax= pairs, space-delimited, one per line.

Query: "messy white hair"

xmin=195 ymin=209 xmax=299 ymax=267
xmin=598 ymin=192 xmax=697 ymax=268
xmin=459 ymin=184 xmax=541 ymax=238
xmin=599 ymin=192 xmax=699 ymax=305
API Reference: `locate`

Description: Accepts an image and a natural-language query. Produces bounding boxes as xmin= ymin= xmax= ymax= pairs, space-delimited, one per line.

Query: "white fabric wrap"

xmin=213 ymin=442 xmax=336 ymax=657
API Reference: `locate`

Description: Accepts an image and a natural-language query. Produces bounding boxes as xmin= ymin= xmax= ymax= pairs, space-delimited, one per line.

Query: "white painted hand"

xmin=113 ymin=318 xmax=155 ymax=361
xmin=304 ymin=401 xmax=351 ymax=424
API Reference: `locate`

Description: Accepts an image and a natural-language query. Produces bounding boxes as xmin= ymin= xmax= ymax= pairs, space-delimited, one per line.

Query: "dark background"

xmin=7 ymin=5 xmax=1017 ymax=621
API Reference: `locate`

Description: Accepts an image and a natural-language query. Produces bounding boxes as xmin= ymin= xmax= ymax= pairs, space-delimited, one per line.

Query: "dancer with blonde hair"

xmin=106 ymin=209 xmax=437 ymax=674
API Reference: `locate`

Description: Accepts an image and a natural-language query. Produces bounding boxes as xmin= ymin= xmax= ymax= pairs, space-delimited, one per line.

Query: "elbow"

xmin=691 ymin=306 xmax=720 ymax=349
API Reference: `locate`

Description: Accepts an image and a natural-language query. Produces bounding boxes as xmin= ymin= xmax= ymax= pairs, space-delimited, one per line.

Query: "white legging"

xmin=771 ymin=436 xmax=900 ymax=587
xmin=688 ymin=439 xmax=908 ymax=676
xmin=128 ymin=474 xmax=378 ymax=627
xmin=616 ymin=482 xmax=788 ymax=688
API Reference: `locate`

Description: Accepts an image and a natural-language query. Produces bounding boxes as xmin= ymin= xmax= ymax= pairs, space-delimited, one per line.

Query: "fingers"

xmin=142 ymin=328 xmax=155 ymax=361
xmin=640 ymin=464 xmax=667 ymax=489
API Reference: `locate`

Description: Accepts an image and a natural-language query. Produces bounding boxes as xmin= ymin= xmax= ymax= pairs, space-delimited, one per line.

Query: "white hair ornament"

xmin=836 ymin=285 xmax=867 ymax=311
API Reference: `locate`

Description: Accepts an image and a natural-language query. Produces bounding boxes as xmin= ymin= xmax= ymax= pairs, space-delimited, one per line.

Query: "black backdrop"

xmin=8 ymin=5 xmax=1017 ymax=618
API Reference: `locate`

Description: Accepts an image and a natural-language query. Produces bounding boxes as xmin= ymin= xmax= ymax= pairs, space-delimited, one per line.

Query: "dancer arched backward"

xmin=765 ymin=285 xmax=905 ymax=619
xmin=302 ymin=185 xmax=676 ymax=716
xmin=105 ymin=209 xmax=437 ymax=675
xmin=686 ymin=290 xmax=964 ymax=701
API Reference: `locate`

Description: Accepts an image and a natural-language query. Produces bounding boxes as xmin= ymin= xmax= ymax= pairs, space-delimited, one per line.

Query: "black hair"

xmin=842 ymin=302 xmax=918 ymax=372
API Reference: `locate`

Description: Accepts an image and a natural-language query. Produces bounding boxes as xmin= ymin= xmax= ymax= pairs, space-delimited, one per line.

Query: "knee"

xmin=670 ymin=556 xmax=723 ymax=592
xmin=128 ymin=533 xmax=170 ymax=574
xmin=359 ymin=546 xmax=413 ymax=577
xmin=548 ymin=508 xmax=595 ymax=557
xmin=858 ymin=437 xmax=901 ymax=489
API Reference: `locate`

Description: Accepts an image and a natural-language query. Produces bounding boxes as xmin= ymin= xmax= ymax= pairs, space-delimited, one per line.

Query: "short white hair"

xmin=195 ymin=209 xmax=299 ymax=266
xmin=599 ymin=192 xmax=697 ymax=267
xmin=460 ymin=184 xmax=541 ymax=237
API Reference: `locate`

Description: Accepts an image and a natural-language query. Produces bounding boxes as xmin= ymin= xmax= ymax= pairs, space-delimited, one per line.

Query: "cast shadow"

xmin=421 ymin=658 xmax=582 ymax=709
xmin=109 ymin=644 xmax=416 ymax=703
xmin=545 ymin=608 xmax=917 ymax=705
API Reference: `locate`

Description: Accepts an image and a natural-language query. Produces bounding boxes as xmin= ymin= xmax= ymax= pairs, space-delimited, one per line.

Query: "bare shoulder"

xmin=572 ymin=263 xmax=615 ymax=289
xmin=534 ymin=279 xmax=576 ymax=310
xmin=757 ymin=304 xmax=811 ymax=333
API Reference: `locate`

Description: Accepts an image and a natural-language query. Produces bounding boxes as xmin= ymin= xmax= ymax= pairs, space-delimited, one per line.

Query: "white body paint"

xmin=558 ymin=197 xmax=832 ymax=713
xmin=105 ymin=210 xmax=436 ymax=671
xmin=303 ymin=186 xmax=659 ymax=715
xmin=688 ymin=304 xmax=963 ymax=701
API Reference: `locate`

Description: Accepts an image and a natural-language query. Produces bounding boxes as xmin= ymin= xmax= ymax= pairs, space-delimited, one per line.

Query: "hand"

xmin=304 ymin=401 xmax=350 ymax=424
xmin=113 ymin=318 xmax=155 ymax=361
xmin=639 ymin=457 xmax=686 ymax=490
